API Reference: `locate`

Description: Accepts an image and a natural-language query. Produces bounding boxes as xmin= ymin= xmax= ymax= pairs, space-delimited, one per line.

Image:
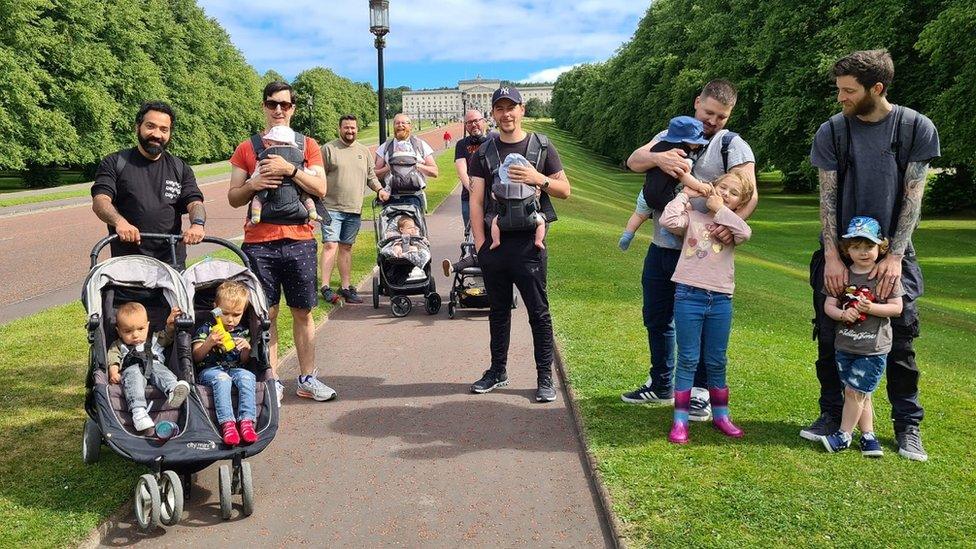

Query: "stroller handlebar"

xmin=89 ymin=233 xmax=250 ymax=270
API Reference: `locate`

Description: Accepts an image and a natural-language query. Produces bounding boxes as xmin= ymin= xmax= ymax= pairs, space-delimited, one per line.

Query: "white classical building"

xmin=401 ymin=77 xmax=553 ymax=120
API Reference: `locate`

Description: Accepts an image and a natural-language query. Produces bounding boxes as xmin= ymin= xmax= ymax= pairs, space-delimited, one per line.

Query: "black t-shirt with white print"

xmin=92 ymin=148 xmax=202 ymax=267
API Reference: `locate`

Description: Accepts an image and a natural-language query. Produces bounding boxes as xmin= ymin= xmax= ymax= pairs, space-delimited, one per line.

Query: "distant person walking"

xmin=443 ymin=130 xmax=452 ymax=150
xmin=92 ymin=101 xmax=206 ymax=270
xmin=805 ymin=49 xmax=939 ymax=461
xmin=467 ymin=86 xmax=571 ymax=402
xmin=319 ymin=115 xmax=385 ymax=305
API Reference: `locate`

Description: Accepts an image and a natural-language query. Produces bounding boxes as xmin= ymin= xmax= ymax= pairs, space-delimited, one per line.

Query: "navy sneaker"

xmin=321 ymin=286 xmax=341 ymax=304
xmin=800 ymin=412 xmax=841 ymax=442
xmin=821 ymin=430 xmax=852 ymax=453
xmin=471 ymin=369 xmax=508 ymax=394
xmin=340 ymin=286 xmax=363 ymax=304
xmin=859 ymin=432 xmax=884 ymax=458
xmin=620 ymin=384 xmax=673 ymax=404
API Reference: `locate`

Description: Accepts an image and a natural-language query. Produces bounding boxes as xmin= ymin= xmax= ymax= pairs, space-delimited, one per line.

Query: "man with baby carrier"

xmin=467 ymin=86 xmax=572 ymax=402
xmin=374 ymin=113 xmax=439 ymax=212
xmin=227 ymin=81 xmax=337 ymax=404
xmin=92 ymin=101 xmax=207 ymax=270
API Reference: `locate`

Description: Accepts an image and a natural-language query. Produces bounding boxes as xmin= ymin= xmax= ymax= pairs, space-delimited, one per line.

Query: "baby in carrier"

xmin=380 ymin=216 xmax=431 ymax=269
xmin=249 ymin=125 xmax=322 ymax=225
xmin=489 ymin=153 xmax=546 ymax=250
xmin=107 ymin=302 xmax=191 ymax=432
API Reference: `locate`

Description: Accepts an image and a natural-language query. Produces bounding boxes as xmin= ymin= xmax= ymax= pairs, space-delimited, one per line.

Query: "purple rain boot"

xmin=710 ymin=387 xmax=744 ymax=438
xmin=669 ymin=389 xmax=692 ymax=444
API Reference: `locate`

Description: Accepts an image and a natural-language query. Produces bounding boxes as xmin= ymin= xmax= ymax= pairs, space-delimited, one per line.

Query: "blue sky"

xmin=199 ymin=1 xmax=647 ymax=89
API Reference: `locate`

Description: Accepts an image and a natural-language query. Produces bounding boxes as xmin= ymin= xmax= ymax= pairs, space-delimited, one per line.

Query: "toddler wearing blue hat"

xmin=619 ymin=116 xmax=714 ymax=251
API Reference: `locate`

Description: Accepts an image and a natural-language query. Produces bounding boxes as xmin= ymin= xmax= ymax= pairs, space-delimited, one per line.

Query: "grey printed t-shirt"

xmin=647 ymin=128 xmax=755 ymax=249
xmin=830 ymin=270 xmax=903 ymax=355
xmin=809 ymin=106 xmax=940 ymax=249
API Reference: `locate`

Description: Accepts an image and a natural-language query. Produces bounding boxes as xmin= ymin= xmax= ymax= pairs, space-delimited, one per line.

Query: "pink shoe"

xmin=709 ymin=387 xmax=744 ymax=438
xmin=712 ymin=416 xmax=744 ymax=438
xmin=221 ymin=421 xmax=240 ymax=446
xmin=669 ymin=421 xmax=689 ymax=444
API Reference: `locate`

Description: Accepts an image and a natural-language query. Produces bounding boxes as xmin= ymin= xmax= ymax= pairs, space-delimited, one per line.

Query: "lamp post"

xmin=369 ymin=0 xmax=390 ymax=144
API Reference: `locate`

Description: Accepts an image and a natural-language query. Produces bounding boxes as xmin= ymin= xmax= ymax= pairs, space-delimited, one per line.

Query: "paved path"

xmin=91 ymin=187 xmax=612 ymax=547
xmin=0 ymin=123 xmax=461 ymax=325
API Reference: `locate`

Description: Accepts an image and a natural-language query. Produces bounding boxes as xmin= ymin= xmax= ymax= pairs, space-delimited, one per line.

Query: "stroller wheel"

xmin=425 ymin=293 xmax=441 ymax=315
xmin=134 ymin=474 xmax=161 ymax=530
xmin=239 ymin=461 xmax=255 ymax=516
xmin=218 ymin=464 xmax=233 ymax=520
xmin=448 ymin=302 xmax=456 ymax=319
xmin=372 ymin=275 xmax=380 ymax=309
xmin=391 ymin=295 xmax=412 ymax=317
xmin=82 ymin=418 xmax=101 ymax=464
xmin=159 ymin=470 xmax=184 ymax=526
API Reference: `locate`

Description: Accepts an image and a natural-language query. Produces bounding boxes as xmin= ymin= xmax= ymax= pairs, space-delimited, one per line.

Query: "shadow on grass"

xmin=576 ymin=394 xmax=811 ymax=450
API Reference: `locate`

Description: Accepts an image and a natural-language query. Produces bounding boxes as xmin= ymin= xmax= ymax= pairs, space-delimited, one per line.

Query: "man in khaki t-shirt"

xmin=319 ymin=115 xmax=385 ymax=304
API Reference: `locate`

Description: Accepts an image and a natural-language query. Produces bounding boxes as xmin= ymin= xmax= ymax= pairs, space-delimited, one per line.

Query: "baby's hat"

xmin=264 ymin=125 xmax=298 ymax=146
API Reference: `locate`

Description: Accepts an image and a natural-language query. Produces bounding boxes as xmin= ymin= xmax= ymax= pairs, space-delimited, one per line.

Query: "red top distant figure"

xmin=443 ymin=131 xmax=451 ymax=149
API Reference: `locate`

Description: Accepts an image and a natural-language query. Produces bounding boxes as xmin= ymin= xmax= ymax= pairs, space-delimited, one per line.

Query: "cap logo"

xmin=500 ymin=87 xmax=509 ymax=94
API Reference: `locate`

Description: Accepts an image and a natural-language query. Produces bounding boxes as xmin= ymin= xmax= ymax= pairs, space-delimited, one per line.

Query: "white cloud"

xmin=198 ymin=0 xmax=644 ymax=81
xmin=523 ymin=64 xmax=582 ymax=83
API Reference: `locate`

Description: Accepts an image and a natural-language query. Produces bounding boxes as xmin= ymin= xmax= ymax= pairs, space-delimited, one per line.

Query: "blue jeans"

xmin=673 ymin=284 xmax=733 ymax=391
xmin=461 ymin=197 xmax=471 ymax=235
xmin=198 ymin=367 xmax=257 ymax=424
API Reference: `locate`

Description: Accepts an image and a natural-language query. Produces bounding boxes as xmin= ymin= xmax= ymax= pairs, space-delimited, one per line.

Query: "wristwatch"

xmin=290 ymin=166 xmax=299 ymax=178
xmin=542 ymin=177 xmax=550 ymax=190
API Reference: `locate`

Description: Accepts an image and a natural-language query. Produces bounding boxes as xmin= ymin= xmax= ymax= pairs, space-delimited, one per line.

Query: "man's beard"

xmin=138 ymin=133 xmax=168 ymax=155
xmin=394 ymin=128 xmax=410 ymax=140
xmin=341 ymin=132 xmax=356 ymax=144
xmin=846 ymin=94 xmax=877 ymax=117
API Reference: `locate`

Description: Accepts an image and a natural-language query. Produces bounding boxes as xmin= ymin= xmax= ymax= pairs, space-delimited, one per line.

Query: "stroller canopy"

xmin=82 ymin=255 xmax=192 ymax=320
xmin=182 ymin=258 xmax=270 ymax=319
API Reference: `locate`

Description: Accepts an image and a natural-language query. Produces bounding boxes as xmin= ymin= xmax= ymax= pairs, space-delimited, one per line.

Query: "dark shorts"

xmin=320 ymin=211 xmax=362 ymax=244
xmin=835 ymin=350 xmax=887 ymax=393
xmin=242 ymin=239 xmax=318 ymax=309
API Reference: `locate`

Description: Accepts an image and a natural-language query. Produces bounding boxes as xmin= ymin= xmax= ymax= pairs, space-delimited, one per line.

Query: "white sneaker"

xmin=296 ymin=370 xmax=337 ymax=401
xmin=166 ymin=381 xmax=190 ymax=407
xmin=131 ymin=407 xmax=155 ymax=432
xmin=275 ymin=379 xmax=285 ymax=407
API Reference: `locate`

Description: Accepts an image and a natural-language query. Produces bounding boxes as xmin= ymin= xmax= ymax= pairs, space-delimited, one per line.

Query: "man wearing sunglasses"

xmin=454 ymin=109 xmax=492 ymax=231
xmin=228 ymin=81 xmax=335 ymax=405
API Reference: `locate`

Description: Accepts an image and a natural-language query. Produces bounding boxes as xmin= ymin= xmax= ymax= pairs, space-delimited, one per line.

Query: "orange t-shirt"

xmin=230 ymin=135 xmax=325 ymax=244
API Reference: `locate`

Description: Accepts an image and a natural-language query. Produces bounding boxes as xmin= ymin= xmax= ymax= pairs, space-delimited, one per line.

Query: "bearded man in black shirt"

xmin=92 ymin=101 xmax=206 ymax=269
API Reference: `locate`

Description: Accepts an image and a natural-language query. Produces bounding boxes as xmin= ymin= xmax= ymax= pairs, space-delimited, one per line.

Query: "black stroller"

xmin=82 ymin=234 xmax=278 ymax=530
xmin=446 ymin=223 xmax=517 ymax=318
xmin=370 ymin=198 xmax=441 ymax=317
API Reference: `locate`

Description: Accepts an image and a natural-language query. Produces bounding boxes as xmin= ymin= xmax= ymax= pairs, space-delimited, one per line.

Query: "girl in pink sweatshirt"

xmin=659 ymin=172 xmax=754 ymax=444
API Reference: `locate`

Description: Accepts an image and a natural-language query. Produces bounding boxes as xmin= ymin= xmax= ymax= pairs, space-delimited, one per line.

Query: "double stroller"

xmin=371 ymin=197 xmax=441 ymax=317
xmin=81 ymin=234 xmax=278 ymax=530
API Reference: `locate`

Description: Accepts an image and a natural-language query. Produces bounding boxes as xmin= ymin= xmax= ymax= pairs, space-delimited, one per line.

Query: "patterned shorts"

xmin=835 ymin=350 xmax=887 ymax=394
xmin=243 ymin=238 xmax=318 ymax=309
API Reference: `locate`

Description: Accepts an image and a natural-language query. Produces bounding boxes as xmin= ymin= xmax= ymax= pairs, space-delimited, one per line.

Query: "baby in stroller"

xmin=380 ymin=215 xmax=431 ymax=284
xmin=192 ymin=281 xmax=259 ymax=447
xmin=107 ymin=302 xmax=190 ymax=432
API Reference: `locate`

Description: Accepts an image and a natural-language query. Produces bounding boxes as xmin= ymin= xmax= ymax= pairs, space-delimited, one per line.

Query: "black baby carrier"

xmin=247 ymin=132 xmax=314 ymax=225
xmin=384 ymin=135 xmax=428 ymax=193
xmin=478 ymin=132 xmax=558 ymax=231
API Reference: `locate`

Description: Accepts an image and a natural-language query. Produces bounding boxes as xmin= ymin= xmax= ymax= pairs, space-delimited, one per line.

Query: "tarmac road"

xmin=90 ymin=185 xmax=612 ymax=548
xmin=0 ymin=123 xmax=462 ymax=325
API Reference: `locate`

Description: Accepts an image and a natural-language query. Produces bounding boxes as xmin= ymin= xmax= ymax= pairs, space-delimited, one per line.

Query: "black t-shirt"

xmin=468 ymin=133 xmax=563 ymax=236
xmin=91 ymin=148 xmax=203 ymax=267
xmin=454 ymin=135 xmax=491 ymax=201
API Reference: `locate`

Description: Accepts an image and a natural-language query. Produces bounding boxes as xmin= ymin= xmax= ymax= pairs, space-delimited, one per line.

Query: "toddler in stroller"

xmin=108 ymin=302 xmax=190 ymax=432
xmin=371 ymin=200 xmax=441 ymax=316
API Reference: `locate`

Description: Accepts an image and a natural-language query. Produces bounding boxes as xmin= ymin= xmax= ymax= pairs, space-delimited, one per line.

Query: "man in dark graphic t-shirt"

xmin=454 ymin=109 xmax=495 ymax=230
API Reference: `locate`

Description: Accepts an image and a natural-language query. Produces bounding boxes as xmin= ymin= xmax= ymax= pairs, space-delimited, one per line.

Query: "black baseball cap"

xmin=491 ymin=86 xmax=523 ymax=106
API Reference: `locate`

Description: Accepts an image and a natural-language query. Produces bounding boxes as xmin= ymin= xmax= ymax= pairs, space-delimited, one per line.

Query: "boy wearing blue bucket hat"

xmin=820 ymin=216 xmax=904 ymax=456
xmin=619 ymin=116 xmax=715 ymax=251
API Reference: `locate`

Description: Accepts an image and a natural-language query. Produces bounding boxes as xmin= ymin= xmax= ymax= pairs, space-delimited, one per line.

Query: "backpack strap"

xmin=525 ymin=133 xmax=549 ymax=172
xmin=889 ymin=106 xmax=921 ymax=238
xmin=115 ymin=149 xmax=130 ymax=175
xmin=720 ymin=131 xmax=738 ymax=173
xmin=250 ymin=134 xmax=266 ymax=167
xmin=409 ymin=135 xmax=426 ymax=160
xmin=294 ymin=131 xmax=306 ymax=155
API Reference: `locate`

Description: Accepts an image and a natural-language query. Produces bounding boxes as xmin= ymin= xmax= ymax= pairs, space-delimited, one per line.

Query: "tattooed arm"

xmin=819 ymin=168 xmax=847 ymax=296
xmin=871 ymin=161 xmax=929 ymax=298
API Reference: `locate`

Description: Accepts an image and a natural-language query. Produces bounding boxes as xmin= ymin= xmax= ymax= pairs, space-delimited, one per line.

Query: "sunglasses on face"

xmin=263 ymin=100 xmax=294 ymax=111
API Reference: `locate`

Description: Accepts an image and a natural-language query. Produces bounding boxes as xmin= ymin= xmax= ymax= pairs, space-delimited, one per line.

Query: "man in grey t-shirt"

xmin=804 ymin=50 xmax=940 ymax=461
xmin=620 ymin=80 xmax=758 ymax=420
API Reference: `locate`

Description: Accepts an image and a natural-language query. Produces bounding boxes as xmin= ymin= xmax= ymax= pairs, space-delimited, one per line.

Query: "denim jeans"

xmin=121 ymin=361 xmax=178 ymax=411
xmin=198 ymin=367 xmax=257 ymax=424
xmin=673 ymin=283 xmax=733 ymax=391
xmin=461 ymin=197 xmax=471 ymax=235
xmin=642 ymin=244 xmax=708 ymax=391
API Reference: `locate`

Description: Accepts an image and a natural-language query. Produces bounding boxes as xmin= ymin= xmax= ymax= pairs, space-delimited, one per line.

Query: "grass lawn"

xmin=0 ymin=156 xmax=457 ymax=547
xmin=527 ymin=120 xmax=976 ymax=546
